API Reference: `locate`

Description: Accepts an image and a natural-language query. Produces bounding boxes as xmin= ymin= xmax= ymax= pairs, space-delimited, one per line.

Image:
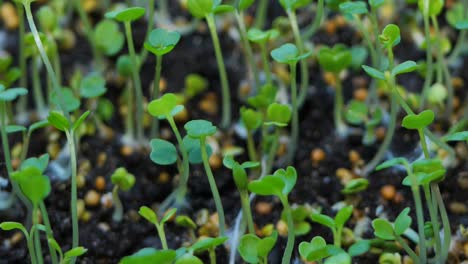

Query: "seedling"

xmin=93 ymin=19 xmax=125 ymax=57
xmin=238 ymin=231 xmax=278 ymax=264
xmin=240 ymin=107 xmax=263 ymax=162
xmin=175 ymin=215 xmax=197 ymax=241
xmin=145 ymin=28 xmax=181 ymax=137
xmin=0 ymin=221 xmax=39 ymax=264
xmin=341 ymin=178 xmax=369 ymax=195
xmin=183 ymin=74 xmax=209 ymax=99
xmin=184 ymin=119 xmax=226 ymax=236
xmin=299 ymin=235 xmax=370 ymax=263
xmin=247 ymin=28 xmax=280 ymax=85
xmin=271 ymin=43 xmax=311 ymax=163
xmin=47 ymin=238 xmax=88 ymax=264
xmin=111 ymin=167 xmax=136 ymax=222
xmin=279 ymin=0 xmax=311 ymax=106
xmin=311 ymin=205 xmax=353 ymax=247
xmin=281 ymin=205 xmax=313 ymax=236
xmin=139 ymin=206 xmax=177 ymax=250
xmin=187 ymin=0 xmax=234 ymax=128
xmin=106 ymin=7 xmax=146 ymax=142
xmin=189 ymin=236 xmax=228 ymax=264
xmin=317 ymin=44 xmax=352 ymax=136
xmin=248 ymin=166 xmax=297 ymax=264
xmin=345 ymin=100 xmax=382 ymax=145
xmin=120 ymin=248 xmax=176 ymax=264
xmin=223 ymin=156 xmax=259 ymax=234
xmin=446 ymin=2 xmax=468 ymax=63
xmin=48 ymin=110 xmax=90 ymax=259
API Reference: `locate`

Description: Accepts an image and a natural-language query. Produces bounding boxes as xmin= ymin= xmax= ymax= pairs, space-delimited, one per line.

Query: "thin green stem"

xmin=124 ymin=22 xmax=144 ymax=142
xmin=280 ymin=198 xmax=295 ymax=264
xmin=286 ymin=63 xmax=298 ymax=164
xmin=287 ymin=10 xmax=309 ymax=107
xmin=418 ymin=129 xmax=430 ymax=158
xmin=16 ymin=2 xmax=28 ymax=114
xmin=32 ymin=57 xmax=46 ymax=115
xmin=433 ymin=184 xmax=451 ymax=262
xmin=33 ymin=207 xmax=43 ymax=264
xmin=265 ymin=128 xmax=279 ymax=175
xmin=448 ymin=30 xmax=466 ymax=64
xmin=246 ymin=131 xmax=258 ymax=162
xmin=303 ymin=0 xmax=325 ymax=39
xmin=168 ymin=117 xmax=189 ymax=189
xmin=395 ymin=235 xmax=420 ymax=264
xmin=155 ymin=224 xmax=169 ymax=250
xmin=206 ymin=14 xmax=231 ymax=128
xmin=209 ymin=249 xmax=216 ymax=264
xmin=124 ymin=80 xmax=135 ymax=139
xmin=150 ymin=55 xmax=163 ymax=138
xmin=240 ymin=191 xmax=255 ymax=234
xmin=26 ymin=232 xmax=37 ymax=264
xmin=235 ymin=11 xmax=260 ymax=88
xmin=253 ymin=0 xmax=268 ymax=29
xmin=408 ymin=171 xmax=427 ymax=264
xmin=260 ymin=42 xmax=272 ymax=86
xmin=333 ymin=73 xmax=346 ymax=136
xmin=65 ymin=131 xmax=79 ymax=264
xmin=419 ymin=10 xmax=434 ymax=109
xmin=201 ymin=139 xmax=226 ymax=236
xmin=112 ymin=186 xmax=123 ymax=222
xmin=423 ymin=185 xmax=442 ymax=262
xmin=39 ymin=202 xmax=59 ymax=264
xmin=139 ymin=0 xmax=155 ymax=64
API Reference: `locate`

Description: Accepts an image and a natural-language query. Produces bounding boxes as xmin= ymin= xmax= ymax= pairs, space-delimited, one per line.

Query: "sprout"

xmin=240 ymin=107 xmax=263 ymax=161
xmin=247 ymin=28 xmax=280 ymax=85
xmin=184 ymin=74 xmax=209 ymax=99
xmin=139 ymin=206 xmax=176 ymax=250
xmin=111 ymin=167 xmax=136 ymax=222
xmin=93 ymin=20 xmax=125 ymax=56
xmin=238 ymin=232 xmax=278 ymax=263
xmin=175 ymin=215 xmax=197 ymax=241
xmin=79 ymin=72 xmax=107 ymax=99
xmin=345 ymin=100 xmax=382 ymax=145
xmin=310 ymin=205 xmax=353 ymax=247
xmin=121 ymin=248 xmax=176 ymax=264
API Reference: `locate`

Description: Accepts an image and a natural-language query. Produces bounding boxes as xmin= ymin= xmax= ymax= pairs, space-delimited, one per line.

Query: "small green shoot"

xmin=310 ymin=205 xmax=353 ymax=247
xmin=93 ymin=19 xmax=124 ymax=56
xmin=238 ymin=231 xmax=278 ymax=264
xmin=111 ymin=167 xmax=135 ymax=222
xmin=139 ymin=206 xmax=177 ymax=250
xmin=121 ymin=248 xmax=176 ymax=264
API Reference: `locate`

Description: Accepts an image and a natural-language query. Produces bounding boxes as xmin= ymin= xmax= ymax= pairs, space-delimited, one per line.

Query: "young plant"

xmin=175 ymin=215 xmax=197 ymax=241
xmin=446 ymin=1 xmax=468 ymax=64
xmin=187 ymin=0 xmax=234 ymax=128
xmin=46 ymin=240 xmax=88 ymax=264
xmin=111 ymin=167 xmax=136 ymax=222
xmin=0 ymin=222 xmax=41 ymax=264
xmin=120 ymin=248 xmax=176 ymax=264
xmin=238 ymin=231 xmax=278 ymax=264
xmin=139 ymin=206 xmax=177 ymax=250
xmin=240 ymin=107 xmax=263 ymax=162
xmin=247 ymin=28 xmax=280 ymax=86
xmin=279 ymin=0 xmax=311 ymax=106
xmin=248 ymin=166 xmax=297 ymax=264
xmin=345 ymin=100 xmax=383 ymax=145
xmin=271 ymin=43 xmax=311 ymax=164
xmin=341 ymin=178 xmax=369 ymax=195
xmin=184 ymin=119 xmax=226 ymax=236
xmin=144 ymin=28 xmax=181 ymax=138
xmin=105 ymin=7 xmax=146 ymax=143
xmin=189 ymin=236 xmax=228 ymax=264
xmin=317 ymin=44 xmax=352 ymax=136
xmin=281 ymin=205 xmax=313 ymax=236
xmin=93 ymin=19 xmax=125 ymax=59
xmin=311 ymin=205 xmax=353 ymax=247
xmin=47 ymin=110 xmax=90 ymax=261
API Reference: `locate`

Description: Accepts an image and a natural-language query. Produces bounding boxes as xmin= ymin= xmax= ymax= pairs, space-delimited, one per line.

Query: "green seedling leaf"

xmin=265 ymin=103 xmax=291 ymax=127
xmin=247 ymin=28 xmax=280 ymax=43
xmin=6 ymin=125 xmax=26 ymax=134
xmin=80 ymin=73 xmax=107 ymax=98
xmin=317 ymin=44 xmax=352 ymax=73
xmin=345 ymin=100 xmax=368 ymax=125
xmin=341 ymin=178 xmax=369 ymax=194
xmin=117 ymin=55 xmax=133 ymax=77
xmin=64 ymin=247 xmax=88 ymax=258
xmin=97 ymin=98 xmax=114 ymax=121
xmin=379 ymin=24 xmax=400 ymax=48
xmin=335 ymin=205 xmax=353 ymax=228
xmin=391 ymin=61 xmax=419 ymax=76
xmin=238 ymin=232 xmax=278 ymax=263
xmin=339 ymin=1 xmax=368 ymax=17
xmin=184 ymin=74 xmax=208 ymax=98
xmin=279 ymin=0 xmax=312 ymax=10
xmin=311 ymin=213 xmax=335 ymax=229
xmin=248 ymin=167 xmax=297 ymax=198
xmin=368 ymin=0 xmax=384 ymax=8
xmin=47 ymin=238 xmax=62 ymax=257
xmin=111 ymin=168 xmax=135 ymax=191
xmin=121 ymin=248 xmax=176 ymax=264
xmin=0 ymin=85 xmax=28 ymax=101
xmin=324 ymin=252 xmax=351 ymax=264
xmin=247 ymin=84 xmax=278 ymax=110
xmin=445 ymin=131 xmax=468 ymax=142
xmin=182 ymin=136 xmax=213 ymax=164
xmin=213 ymin=4 xmax=235 ymax=14
xmin=175 ymin=253 xmax=203 ymax=264
xmin=161 ymin=208 xmax=177 ymax=224
xmin=187 ymin=0 xmax=217 ymax=18
xmin=372 ymin=218 xmax=395 ymax=240
xmin=175 ymin=215 xmax=197 ymax=229
xmin=239 ymin=0 xmax=255 ymax=10
xmin=72 ymin=111 xmax=91 ymax=132
xmin=21 ymin=154 xmax=50 ymax=172
xmin=11 ymin=167 xmax=51 ymax=206
xmin=271 ymin=43 xmax=311 ymax=64
xmin=348 ymin=240 xmax=370 ymax=257
xmin=401 ymin=110 xmax=434 ymax=130
xmin=48 ymin=111 xmax=70 ymax=132
xmin=455 ymin=20 xmax=468 ymax=30
xmin=94 ymin=19 xmax=124 ymax=56
xmin=446 ymin=3 xmax=464 ymax=28
xmin=222 ymin=156 xmax=259 ymax=169
xmin=145 ymin=29 xmax=181 ymax=56
xmin=232 ymin=163 xmax=248 ymax=190
xmin=376 ymin=157 xmax=408 ymax=170
xmin=299 ymin=236 xmax=329 ymax=261
xmin=51 ymin=88 xmax=80 ymax=113
xmin=350 ymin=46 xmax=368 ymax=70
xmin=37 ymin=6 xmax=57 ymax=32
xmin=184 ymin=120 xmax=217 ymax=138
xmin=150 ymin=139 xmax=178 ymax=165
xmin=427 ymin=83 xmax=447 ymax=105
xmin=418 ymin=0 xmax=443 ymax=17
xmin=105 ymin=7 xmax=146 ymax=22
xmin=148 ymin=93 xmax=184 ymax=119
xmin=394 ymin=208 xmax=411 ymax=235
xmin=362 ymin=65 xmax=385 ymax=80
xmin=241 ymin=107 xmax=263 ymax=131
xmin=0 ymin=222 xmax=27 ymax=236
xmin=412 ymin=158 xmax=444 ymax=173
xmin=139 ymin=206 xmax=158 ymax=224
xmin=191 ymin=236 xmax=228 ymax=252
xmin=29 ymin=120 xmax=49 ymax=133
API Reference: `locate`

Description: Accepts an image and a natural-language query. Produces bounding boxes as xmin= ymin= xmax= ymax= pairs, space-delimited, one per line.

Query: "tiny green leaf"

xmin=47 ymin=111 xmax=70 ymax=132
xmin=64 ymin=247 xmax=88 ymax=258
xmin=139 ymin=206 xmax=158 ymax=224
xmin=184 ymin=119 xmax=217 ymax=138
xmin=380 ymin=24 xmax=401 ymax=48
xmin=111 ymin=168 xmax=135 ymax=191
xmin=145 ymin=29 xmax=181 ymax=56
xmin=368 ymin=0 xmax=384 ymax=8
xmin=391 ymin=61 xmax=419 ymax=76
xmin=105 ymin=7 xmax=146 ymax=22
xmin=299 ymin=236 xmax=329 ymax=261
xmin=271 ymin=43 xmax=311 ymax=64
xmin=174 ymin=253 xmax=203 ymax=264
xmin=418 ymin=0 xmax=443 ymax=17
xmin=324 ymin=252 xmax=351 ymax=264
xmin=150 ymin=139 xmax=178 ymax=165
xmin=401 ymin=110 xmax=435 ymax=130
xmin=311 ymin=213 xmax=336 ymax=229
xmin=232 ymin=162 xmax=248 ymax=190
xmin=341 ymin=178 xmax=369 ymax=194
xmin=339 ymin=1 xmax=368 ymax=16
xmin=72 ymin=111 xmax=91 ymax=132
xmin=265 ymin=103 xmax=292 ymax=127
xmin=317 ymin=44 xmax=352 ymax=73
xmin=6 ymin=125 xmax=26 ymax=134
xmin=148 ymin=93 xmax=183 ymax=119
xmin=0 ymin=222 xmax=27 ymax=236
xmin=241 ymin=107 xmax=263 ymax=131
xmin=394 ymin=208 xmax=412 ymax=235
xmin=21 ymin=154 xmax=50 ymax=172
xmin=247 ymin=28 xmax=280 ymax=43
xmin=29 ymin=120 xmax=49 ymax=133
xmin=187 ymin=0 xmax=217 ymax=18
xmin=161 ymin=208 xmax=177 ymax=224
xmin=191 ymin=236 xmax=228 ymax=252
xmin=372 ymin=218 xmax=395 ymax=240
xmin=362 ymin=65 xmax=386 ymax=80
xmin=80 ymin=73 xmax=107 ymax=98
xmin=279 ymin=0 xmax=312 ymax=10
xmin=345 ymin=100 xmax=368 ymax=125
xmin=376 ymin=157 xmax=408 ymax=170
xmin=175 ymin=215 xmax=197 ymax=229
xmin=348 ymin=240 xmax=370 ymax=257
xmin=94 ymin=20 xmax=124 ymax=56
xmin=121 ymin=248 xmax=176 ymax=264
xmin=11 ymin=167 xmax=51 ymax=206
xmin=0 ymin=86 xmax=28 ymax=102
xmin=51 ymin=88 xmax=80 ymax=113
xmin=445 ymin=131 xmax=468 ymax=142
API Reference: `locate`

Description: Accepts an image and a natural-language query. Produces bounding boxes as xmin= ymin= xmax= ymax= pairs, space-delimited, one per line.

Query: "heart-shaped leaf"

xmin=121 ymin=248 xmax=176 ymax=264
xmin=372 ymin=218 xmax=395 ymax=240
xmin=418 ymin=0 xmax=443 ymax=17
xmin=187 ymin=0 xmax=217 ymax=18
xmin=51 ymin=88 xmax=80 ymax=113
xmin=299 ymin=236 xmax=329 ymax=261
xmin=317 ymin=44 xmax=352 ymax=73
xmin=271 ymin=43 xmax=311 ymax=64
xmin=11 ymin=167 xmax=51 ymax=206
xmin=94 ymin=20 xmax=124 ymax=56
xmin=248 ymin=175 xmax=285 ymax=197
xmin=241 ymin=107 xmax=263 ymax=131
xmin=394 ymin=208 xmax=412 ymax=235
xmin=105 ymin=7 xmax=146 ymax=22
xmin=401 ymin=110 xmax=434 ymax=130
xmin=150 ymin=139 xmax=178 ymax=165
xmin=247 ymin=28 xmax=280 ymax=43
xmin=145 ymin=29 xmax=181 ymax=56
xmin=345 ymin=100 xmax=368 ymax=125
xmin=379 ymin=24 xmax=400 ymax=48
xmin=80 ymin=73 xmax=107 ymax=98
xmin=265 ymin=103 xmax=291 ymax=127
xmin=111 ymin=167 xmax=135 ymax=191
xmin=184 ymin=119 xmax=217 ymax=138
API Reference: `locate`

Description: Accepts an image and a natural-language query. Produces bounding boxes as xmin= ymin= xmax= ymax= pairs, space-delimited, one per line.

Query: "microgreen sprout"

xmin=345 ymin=100 xmax=382 ymax=145
xmin=187 ymin=0 xmax=234 ymax=128
xmin=184 ymin=74 xmax=209 ymax=99
xmin=311 ymin=205 xmax=353 ymax=247
xmin=106 ymin=7 xmax=146 ymax=143
xmin=111 ymin=167 xmax=136 ymax=222
xmin=93 ymin=19 xmax=125 ymax=58
xmin=317 ymin=44 xmax=352 ymax=136
xmin=175 ymin=215 xmax=197 ymax=241
xmin=0 ymin=222 xmax=38 ymax=264
xmin=248 ymin=166 xmax=297 ymax=264
xmin=341 ymin=178 xmax=369 ymax=195
xmin=281 ymin=205 xmax=313 ymax=236
xmin=271 ymin=43 xmax=311 ymax=163
xmin=145 ymin=28 xmax=181 ymax=138
xmin=190 ymin=236 xmax=228 ymax=264
xmin=247 ymin=28 xmax=280 ymax=86
xmin=121 ymin=248 xmax=176 ymax=264
xmin=238 ymin=231 xmax=278 ymax=264
xmin=240 ymin=107 xmax=263 ymax=162
xmin=139 ymin=206 xmax=177 ymax=250
xmin=184 ymin=120 xmax=226 ymax=235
